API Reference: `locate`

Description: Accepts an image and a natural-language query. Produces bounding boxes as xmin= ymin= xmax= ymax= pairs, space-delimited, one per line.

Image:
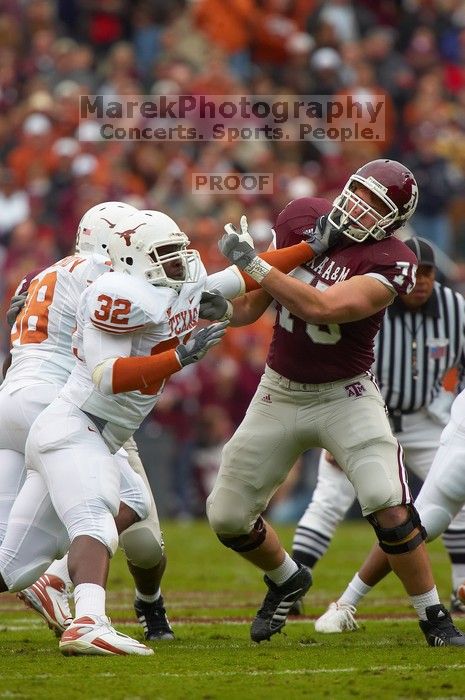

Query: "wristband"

xmin=243 ymin=258 xmax=273 ymax=283
xmin=220 ymin=299 xmax=234 ymax=321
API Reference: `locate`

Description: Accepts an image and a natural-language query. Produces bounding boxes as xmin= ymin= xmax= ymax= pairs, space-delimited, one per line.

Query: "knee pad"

xmin=119 ymin=474 xmax=151 ymax=524
xmin=119 ymin=518 xmax=164 ymax=569
xmin=2 ymin=557 xmax=52 ymax=593
xmin=419 ymin=502 xmax=455 ymax=542
xmin=207 ymin=486 xmax=258 ymax=536
xmin=0 ymin=496 xmax=69 ymax=591
xmin=216 ymin=516 xmax=266 ymax=553
xmin=367 ymin=505 xmax=426 ymax=555
xmin=416 ymin=482 xmax=463 ymax=542
xmin=0 ymin=526 xmax=64 ymax=593
xmin=66 ymin=503 xmax=119 ymax=556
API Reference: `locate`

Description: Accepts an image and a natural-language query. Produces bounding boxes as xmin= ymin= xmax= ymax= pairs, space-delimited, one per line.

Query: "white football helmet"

xmin=107 ymin=210 xmax=201 ymax=291
xmin=75 ymin=201 xmax=137 ymax=256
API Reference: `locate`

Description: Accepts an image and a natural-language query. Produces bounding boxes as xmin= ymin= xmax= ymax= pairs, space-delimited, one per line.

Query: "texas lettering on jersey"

xmin=266 ymin=197 xmax=418 ymax=383
xmin=168 ymin=307 xmax=199 ymax=335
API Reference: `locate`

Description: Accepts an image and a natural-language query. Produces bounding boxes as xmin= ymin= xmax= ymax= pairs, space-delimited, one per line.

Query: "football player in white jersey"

xmin=0 ymin=202 xmax=176 ymax=651
xmin=0 ymin=209 xmax=230 ymax=656
xmin=4 ymin=201 xmax=202 ymax=643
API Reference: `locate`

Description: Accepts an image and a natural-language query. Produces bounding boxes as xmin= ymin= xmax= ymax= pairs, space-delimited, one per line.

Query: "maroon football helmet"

xmin=328 ymin=159 xmax=419 ymax=242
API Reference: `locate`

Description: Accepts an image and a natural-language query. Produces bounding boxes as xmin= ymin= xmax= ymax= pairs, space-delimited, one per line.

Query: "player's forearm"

xmin=259 ymin=269 xmax=392 ymax=323
xmin=259 ymin=267 xmax=328 ymax=323
xmin=229 ymin=289 xmax=273 ymax=326
xmin=240 ymin=242 xmax=313 ymax=292
xmin=93 ymin=351 xmax=182 ymax=394
xmin=206 ymin=242 xmax=314 ymax=300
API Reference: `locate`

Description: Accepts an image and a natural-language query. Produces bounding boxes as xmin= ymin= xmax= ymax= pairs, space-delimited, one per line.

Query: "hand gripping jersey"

xmin=5 ymin=255 xmax=111 ymax=390
xmin=266 ymin=197 xmax=418 ymax=383
xmin=61 ymin=262 xmax=209 ymax=452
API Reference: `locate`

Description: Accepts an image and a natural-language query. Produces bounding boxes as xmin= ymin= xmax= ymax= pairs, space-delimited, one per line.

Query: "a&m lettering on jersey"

xmin=308 ymin=255 xmax=351 ymax=283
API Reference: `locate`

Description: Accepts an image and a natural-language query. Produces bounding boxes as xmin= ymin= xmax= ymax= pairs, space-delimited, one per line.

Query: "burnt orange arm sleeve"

xmin=112 ymin=350 xmax=182 ymax=393
xmin=240 ymin=242 xmax=314 ymax=292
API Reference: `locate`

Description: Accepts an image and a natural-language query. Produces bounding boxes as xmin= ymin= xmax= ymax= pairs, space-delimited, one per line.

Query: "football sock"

xmin=265 ymin=553 xmax=299 ymax=586
xmin=292 ymin=524 xmax=331 ymax=570
xmin=74 ymin=583 xmax=106 ymax=619
xmin=338 ymin=572 xmax=372 ymax=607
xmin=135 ymin=587 xmax=160 ymax=604
xmin=44 ymin=555 xmax=73 ymax=591
xmin=411 ymin=586 xmax=440 ymax=621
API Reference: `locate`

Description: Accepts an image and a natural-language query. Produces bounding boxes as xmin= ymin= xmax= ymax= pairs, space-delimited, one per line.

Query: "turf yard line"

xmin=2 ymin=664 xmax=465 ymax=682
xmin=154 ymin=663 xmax=465 ymax=677
xmin=0 ymin=616 xmax=425 ymax=632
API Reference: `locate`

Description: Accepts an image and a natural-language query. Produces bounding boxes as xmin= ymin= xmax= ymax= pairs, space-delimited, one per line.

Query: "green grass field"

xmin=2 ymin=520 xmax=465 ymax=700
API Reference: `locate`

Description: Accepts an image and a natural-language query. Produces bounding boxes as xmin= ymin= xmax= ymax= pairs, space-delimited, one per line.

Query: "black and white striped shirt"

xmin=374 ymin=282 xmax=465 ymax=412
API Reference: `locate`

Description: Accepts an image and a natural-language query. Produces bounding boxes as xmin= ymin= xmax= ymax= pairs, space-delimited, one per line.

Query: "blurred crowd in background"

xmin=1 ymin=0 xmax=465 ymax=519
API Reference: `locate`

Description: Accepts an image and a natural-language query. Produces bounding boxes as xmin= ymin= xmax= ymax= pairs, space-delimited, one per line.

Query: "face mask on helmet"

xmin=75 ymin=201 xmax=138 ymax=256
xmin=328 ymin=159 xmax=419 ymax=243
xmin=107 ymin=210 xmax=201 ymax=291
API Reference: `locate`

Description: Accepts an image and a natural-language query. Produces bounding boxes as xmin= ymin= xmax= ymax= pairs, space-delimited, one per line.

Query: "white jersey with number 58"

xmin=5 ymin=255 xmax=111 ymax=390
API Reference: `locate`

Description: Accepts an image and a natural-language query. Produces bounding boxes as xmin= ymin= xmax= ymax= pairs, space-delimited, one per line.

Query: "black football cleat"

xmin=251 ymin=564 xmax=312 ymax=642
xmin=134 ymin=595 xmax=175 ymax=641
xmin=289 ymin=597 xmax=304 ymax=616
xmin=419 ymin=604 xmax=465 ymax=646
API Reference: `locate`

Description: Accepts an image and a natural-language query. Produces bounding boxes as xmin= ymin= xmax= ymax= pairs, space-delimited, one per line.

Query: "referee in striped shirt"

xmin=290 ymin=237 xmax=465 ymax=628
xmin=378 ymin=237 xmax=465 ymax=427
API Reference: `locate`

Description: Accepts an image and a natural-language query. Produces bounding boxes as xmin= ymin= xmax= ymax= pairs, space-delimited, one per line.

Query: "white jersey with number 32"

xmin=61 ymin=262 xmax=208 ymax=450
xmin=6 ymin=255 xmax=111 ymax=390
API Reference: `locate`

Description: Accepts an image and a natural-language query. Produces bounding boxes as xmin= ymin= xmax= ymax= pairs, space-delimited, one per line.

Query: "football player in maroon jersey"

xmin=207 ymin=159 xmax=465 ymax=647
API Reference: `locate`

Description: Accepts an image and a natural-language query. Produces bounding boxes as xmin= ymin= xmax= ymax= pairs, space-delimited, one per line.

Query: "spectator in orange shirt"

xmin=8 ymin=113 xmax=55 ymax=188
xmin=193 ymin=0 xmax=258 ymax=80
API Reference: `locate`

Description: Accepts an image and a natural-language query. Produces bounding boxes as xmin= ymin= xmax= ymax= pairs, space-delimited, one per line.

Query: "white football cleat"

xmin=456 ymin=583 xmax=465 ymax=608
xmin=18 ymin=574 xmax=72 ymax=637
xmin=451 ymin=587 xmax=465 ymax=614
xmin=59 ymin=615 xmax=154 ymax=656
xmin=314 ymin=602 xmax=359 ymax=633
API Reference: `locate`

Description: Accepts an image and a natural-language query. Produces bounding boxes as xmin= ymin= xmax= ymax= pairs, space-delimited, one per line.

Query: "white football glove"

xmin=219 ymin=215 xmax=272 ymax=282
xmin=223 ymin=215 xmax=254 ymax=247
